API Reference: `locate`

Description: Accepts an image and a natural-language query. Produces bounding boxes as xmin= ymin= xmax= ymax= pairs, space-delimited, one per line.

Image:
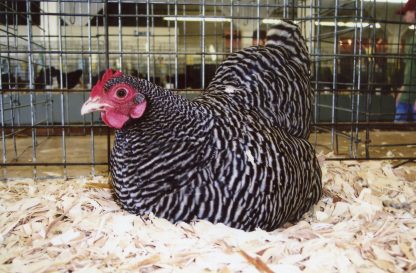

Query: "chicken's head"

xmin=80 ymin=69 xmax=147 ymax=129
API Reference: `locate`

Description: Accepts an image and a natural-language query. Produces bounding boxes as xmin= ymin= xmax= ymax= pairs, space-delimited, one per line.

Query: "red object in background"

xmin=224 ymin=30 xmax=242 ymax=51
xmin=396 ymin=0 xmax=416 ymax=15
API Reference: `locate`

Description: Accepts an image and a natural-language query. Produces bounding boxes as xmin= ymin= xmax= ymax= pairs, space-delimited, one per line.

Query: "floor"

xmin=1 ymin=159 xmax=415 ymax=272
xmin=1 ymin=130 xmax=415 ymax=179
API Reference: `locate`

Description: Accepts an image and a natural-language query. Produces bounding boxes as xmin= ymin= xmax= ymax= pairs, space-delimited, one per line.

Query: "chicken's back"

xmin=206 ymin=20 xmax=312 ymax=139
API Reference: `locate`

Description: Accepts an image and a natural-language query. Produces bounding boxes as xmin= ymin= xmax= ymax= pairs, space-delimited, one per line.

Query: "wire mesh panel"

xmin=1 ymin=0 xmax=415 ymax=179
xmin=308 ymin=0 xmax=416 ymax=163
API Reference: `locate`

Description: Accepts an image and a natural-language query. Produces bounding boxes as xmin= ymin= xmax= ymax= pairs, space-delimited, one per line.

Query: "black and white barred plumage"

xmin=109 ymin=21 xmax=322 ymax=231
xmin=207 ymin=21 xmax=311 ymax=139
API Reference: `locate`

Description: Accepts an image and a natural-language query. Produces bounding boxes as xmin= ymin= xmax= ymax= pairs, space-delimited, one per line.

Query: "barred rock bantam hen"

xmin=81 ymin=21 xmax=322 ymax=231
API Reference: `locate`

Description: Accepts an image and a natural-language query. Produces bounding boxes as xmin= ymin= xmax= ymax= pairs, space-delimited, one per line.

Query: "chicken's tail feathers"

xmin=265 ymin=20 xmax=310 ymax=72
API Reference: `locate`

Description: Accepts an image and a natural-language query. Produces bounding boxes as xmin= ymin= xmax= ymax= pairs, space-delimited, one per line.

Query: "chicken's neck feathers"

xmin=145 ymin=84 xmax=208 ymax=121
xmin=120 ymin=81 xmax=212 ymax=134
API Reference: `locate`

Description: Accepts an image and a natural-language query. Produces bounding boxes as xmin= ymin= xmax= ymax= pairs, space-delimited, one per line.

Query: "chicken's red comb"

xmin=90 ymin=68 xmax=123 ymax=97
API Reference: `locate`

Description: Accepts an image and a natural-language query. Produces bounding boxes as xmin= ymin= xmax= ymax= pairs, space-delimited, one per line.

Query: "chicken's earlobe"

xmin=130 ymin=100 xmax=147 ymax=119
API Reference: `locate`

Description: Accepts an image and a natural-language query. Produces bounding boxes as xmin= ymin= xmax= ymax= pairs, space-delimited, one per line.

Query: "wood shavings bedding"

xmin=1 ymin=159 xmax=415 ymax=273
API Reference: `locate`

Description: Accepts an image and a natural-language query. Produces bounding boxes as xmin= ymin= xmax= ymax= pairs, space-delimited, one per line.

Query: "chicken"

xmin=35 ymin=67 xmax=57 ymax=89
xmin=1 ymin=73 xmax=18 ymax=90
xmin=34 ymin=66 xmax=83 ymax=89
xmin=56 ymin=68 xmax=83 ymax=89
xmin=81 ymin=21 xmax=322 ymax=231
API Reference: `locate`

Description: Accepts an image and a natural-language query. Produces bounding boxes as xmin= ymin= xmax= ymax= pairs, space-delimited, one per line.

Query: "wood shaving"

xmin=1 ymin=159 xmax=415 ymax=272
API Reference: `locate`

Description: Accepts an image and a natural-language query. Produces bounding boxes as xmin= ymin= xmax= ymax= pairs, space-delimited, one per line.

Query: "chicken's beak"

xmin=81 ymin=97 xmax=107 ymax=115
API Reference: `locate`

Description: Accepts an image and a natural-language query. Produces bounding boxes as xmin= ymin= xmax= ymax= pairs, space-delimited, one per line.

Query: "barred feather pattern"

xmin=207 ymin=20 xmax=311 ymax=139
xmin=107 ymin=21 xmax=322 ymax=231
xmin=109 ymin=86 xmax=321 ymax=232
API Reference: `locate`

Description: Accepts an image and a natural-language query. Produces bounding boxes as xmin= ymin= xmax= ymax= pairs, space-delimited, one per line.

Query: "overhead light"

xmin=315 ymin=21 xmax=381 ymax=28
xmin=163 ymin=16 xmax=231 ymax=22
xmin=262 ymin=19 xmax=299 ymax=24
xmin=410 ymin=25 xmax=415 ymax=30
xmin=262 ymin=19 xmax=380 ymax=29
xmin=362 ymin=0 xmax=404 ymax=3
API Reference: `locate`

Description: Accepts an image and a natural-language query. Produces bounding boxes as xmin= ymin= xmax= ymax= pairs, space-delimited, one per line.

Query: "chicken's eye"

xmin=116 ymin=88 xmax=127 ymax=98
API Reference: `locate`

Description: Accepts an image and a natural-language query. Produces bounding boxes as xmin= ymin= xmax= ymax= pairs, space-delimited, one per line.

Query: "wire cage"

xmin=1 ymin=0 xmax=415 ymax=179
